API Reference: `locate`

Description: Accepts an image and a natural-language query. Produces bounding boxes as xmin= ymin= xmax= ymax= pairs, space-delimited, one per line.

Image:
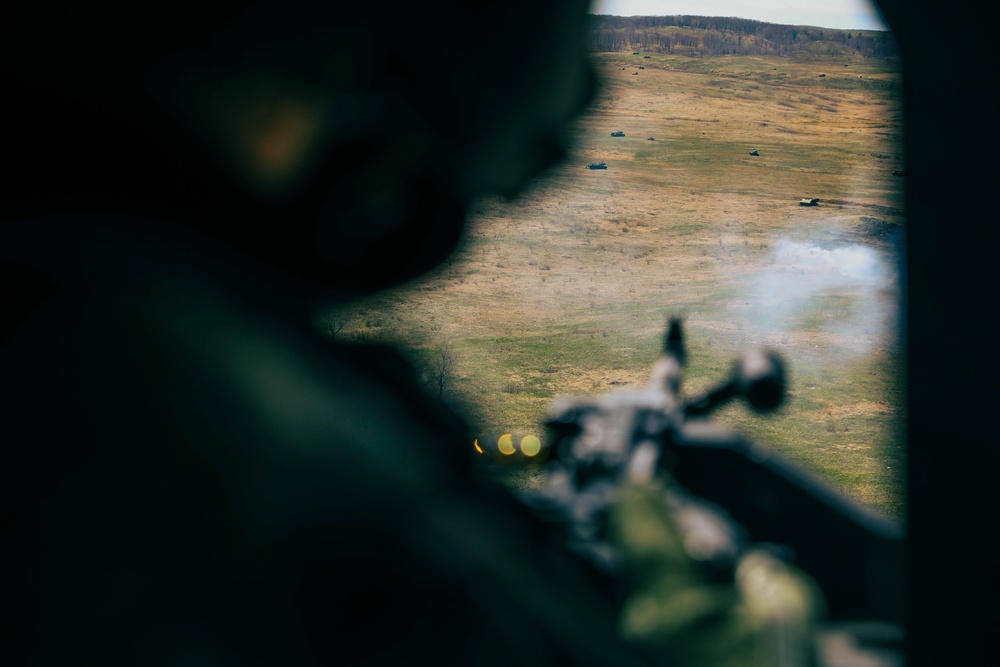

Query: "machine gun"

xmin=519 ymin=318 xmax=905 ymax=665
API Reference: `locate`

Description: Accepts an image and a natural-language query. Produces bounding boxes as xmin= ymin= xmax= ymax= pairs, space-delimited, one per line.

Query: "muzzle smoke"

xmin=741 ymin=237 xmax=898 ymax=359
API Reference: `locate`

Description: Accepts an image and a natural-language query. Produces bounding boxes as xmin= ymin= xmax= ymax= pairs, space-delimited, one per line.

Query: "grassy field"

xmin=328 ymin=50 xmax=906 ymax=520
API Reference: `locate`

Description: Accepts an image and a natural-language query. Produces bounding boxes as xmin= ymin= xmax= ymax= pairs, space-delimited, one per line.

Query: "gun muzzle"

xmin=738 ymin=349 xmax=786 ymax=412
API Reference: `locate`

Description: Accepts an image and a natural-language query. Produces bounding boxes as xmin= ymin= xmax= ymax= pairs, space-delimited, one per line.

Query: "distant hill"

xmin=589 ymin=15 xmax=897 ymax=59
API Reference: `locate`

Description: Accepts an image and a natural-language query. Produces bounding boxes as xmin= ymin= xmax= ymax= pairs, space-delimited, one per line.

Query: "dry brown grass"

xmin=336 ymin=51 xmax=906 ymax=519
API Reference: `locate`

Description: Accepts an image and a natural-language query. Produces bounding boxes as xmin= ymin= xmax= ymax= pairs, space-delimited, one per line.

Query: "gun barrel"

xmin=684 ymin=349 xmax=787 ymax=417
xmin=668 ymin=421 xmax=905 ymax=624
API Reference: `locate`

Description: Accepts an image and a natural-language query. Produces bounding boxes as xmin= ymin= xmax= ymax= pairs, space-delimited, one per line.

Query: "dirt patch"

xmin=825 ymin=401 xmax=894 ymax=418
xmin=855 ymin=216 xmax=902 ymax=241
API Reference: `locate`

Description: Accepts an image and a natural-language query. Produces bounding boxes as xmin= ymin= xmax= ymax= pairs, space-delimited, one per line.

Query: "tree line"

xmin=589 ymin=14 xmax=898 ymax=59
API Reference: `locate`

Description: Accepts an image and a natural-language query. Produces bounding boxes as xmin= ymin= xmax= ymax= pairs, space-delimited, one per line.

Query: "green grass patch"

xmin=323 ymin=49 xmax=905 ymax=521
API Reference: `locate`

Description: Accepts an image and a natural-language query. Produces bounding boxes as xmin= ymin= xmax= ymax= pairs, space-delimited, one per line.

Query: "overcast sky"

xmin=590 ymin=0 xmax=890 ymax=31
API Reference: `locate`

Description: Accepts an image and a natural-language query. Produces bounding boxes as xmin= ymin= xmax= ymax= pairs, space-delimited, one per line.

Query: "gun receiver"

xmin=525 ymin=318 xmax=905 ymax=628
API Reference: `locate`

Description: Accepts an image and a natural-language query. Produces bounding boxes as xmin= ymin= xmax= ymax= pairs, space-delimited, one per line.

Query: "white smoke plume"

xmin=740 ymin=237 xmax=900 ymax=360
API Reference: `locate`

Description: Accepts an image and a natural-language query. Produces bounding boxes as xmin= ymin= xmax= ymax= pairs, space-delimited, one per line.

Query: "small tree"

xmin=314 ymin=305 xmax=358 ymax=341
xmin=423 ymin=342 xmax=456 ymax=400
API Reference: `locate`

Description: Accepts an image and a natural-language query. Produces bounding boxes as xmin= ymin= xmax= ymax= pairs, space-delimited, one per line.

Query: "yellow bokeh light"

xmin=474 ymin=439 xmax=484 ymax=454
xmin=520 ymin=435 xmax=542 ymax=457
xmin=498 ymin=433 xmax=515 ymax=455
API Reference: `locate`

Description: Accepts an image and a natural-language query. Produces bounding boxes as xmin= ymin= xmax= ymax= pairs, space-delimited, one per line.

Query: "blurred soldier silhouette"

xmin=0 ymin=2 xmax=659 ymax=665
xmin=4 ymin=1 xmax=999 ymax=666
